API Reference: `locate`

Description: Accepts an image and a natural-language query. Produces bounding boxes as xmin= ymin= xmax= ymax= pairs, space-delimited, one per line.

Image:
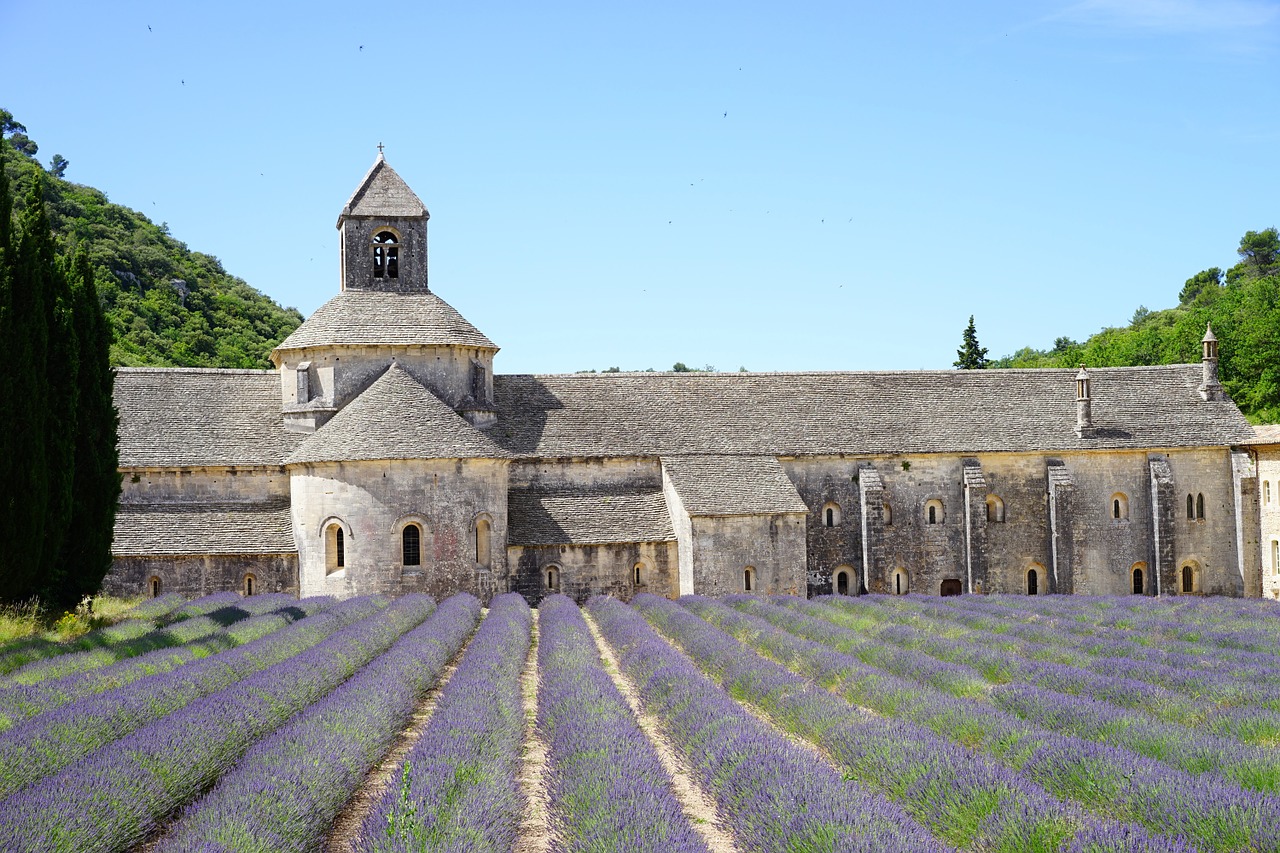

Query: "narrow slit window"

xmin=633 ymin=563 xmax=643 ymax=586
xmin=546 ymin=566 xmax=560 ymax=591
xmin=744 ymin=566 xmax=756 ymax=592
xmin=1196 ymin=493 xmax=1205 ymax=520
xmin=243 ymin=574 xmax=256 ymax=596
xmin=149 ymin=576 xmax=162 ymax=598
xmin=1187 ymin=494 xmax=1195 ymax=520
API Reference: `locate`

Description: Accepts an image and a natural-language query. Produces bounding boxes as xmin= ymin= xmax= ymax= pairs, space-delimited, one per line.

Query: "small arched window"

xmin=243 ymin=573 xmax=256 ymax=597
xmin=925 ymin=499 xmax=944 ymax=525
xmin=883 ymin=502 xmax=892 ymax=526
xmin=744 ymin=566 xmax=756 ymax=592
xmin=546 ymin=565 xmax=560 ymax=591
xmin=1132 ymin=562 xmax=1146 ymax=595
xmin=1027 ymin=568 xmax=1038 ymax=596
xmin=325 ymin=523 xmax=346 ymax=575
xmin=1272 ymin=540 xmax=1279 ymax=576
xmin=1196 ymin=493 xmax=1205 ymax=520
xmin=986 ymin=495 xmax=1005 ymax=523
xmin=1187 ymin=494 xmax=1195 ymax=520
xmin=402 ymin=524 xmax=422 ymax=567
xmin=633 ymin=563 xmax=644 ymax=586
xmin=372 ymin=230 xmax=399 ymax=279
xmin=823 ymin=502 xmax=842 ymax=528
xmin=1111 ymin=493 xmax=1129 ymax=521
xmin=1266 ymin=481 xmax=1273 ymax=505
xmin=475 ymin=517 xmax=492 ymax=568
xmin=891 ymin=567 xmax=909 ymax=596
xmin=1181 ymin=561 xmax=1201 ymax=594
xmin=833 ymin=566 xmax=853 ymax=596
xmin=148 ymin=576 xmax=162 ymax=598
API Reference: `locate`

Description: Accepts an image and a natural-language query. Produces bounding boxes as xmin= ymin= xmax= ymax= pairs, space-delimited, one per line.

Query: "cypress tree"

xmin=5 ymin=176 xmax=54 ymax=600
xmin=55 ymin=246 xmax=120 ymax=604
xmin=0 ymin=151 xmax=12 ymax=600
xmin=41 ymin=213 xmax=79 ymax=604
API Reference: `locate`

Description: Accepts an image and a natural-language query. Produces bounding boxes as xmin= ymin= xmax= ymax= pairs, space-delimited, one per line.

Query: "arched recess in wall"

xmin=1110 ymin=493 xmax=1129 ymax=521
xmin=891 ymin=567 xmax=909 ymax=595
xmin=1131 ymin=562 xmax=1147 ymax=595
xmin=833 ymin=565 xmax=854 ymax=596
xmin=823 ymin=502 xmax=842 ymax=528
xmin=1180 ymin=560 xmax=1202 ymax=594
xmin=474 ymin=513 xmax=494 ymax=569
xmin=545 ymin=563 xmax=561 ymax=592
xmin=744 ymin=566 xmax=757 ymax=592
xmin=925 ymin=499 xmax=945 ymax=525
xmin=986 ymin=494 xmax=1005 ymax=523
xmin=1027 ymin=563 xmax=1044 ymax=596
xmin=148 ymin=576 xmax=162 ymax=598
xmin=243 ymin=573 xmax=257 ymax=597
xmin=633 ymin=562 xmax=645 ymax=586
xmin=321 ymin=517 xmax=352 ymax=577
xmin=395 ymin=515 xmax=429 ymax=568
xmin=883 ymin=502 xmax=892 ymax=526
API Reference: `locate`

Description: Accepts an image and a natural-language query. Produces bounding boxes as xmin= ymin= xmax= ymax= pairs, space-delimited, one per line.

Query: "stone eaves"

xmin=113 ymin=499 xmax=295 ymax=555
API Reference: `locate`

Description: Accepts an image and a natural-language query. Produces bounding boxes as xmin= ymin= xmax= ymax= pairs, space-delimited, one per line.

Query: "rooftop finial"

xmin=376 ymin=142 xmax=385 ymax=158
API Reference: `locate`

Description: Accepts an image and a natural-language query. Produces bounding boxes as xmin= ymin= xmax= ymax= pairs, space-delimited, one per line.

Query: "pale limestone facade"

xmin=105 ymin=157 xmax=1270 ymax=603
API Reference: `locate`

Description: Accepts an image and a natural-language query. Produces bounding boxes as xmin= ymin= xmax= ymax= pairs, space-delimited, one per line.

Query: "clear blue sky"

xmin=4 ymin=1 xmax=1278 ymax=373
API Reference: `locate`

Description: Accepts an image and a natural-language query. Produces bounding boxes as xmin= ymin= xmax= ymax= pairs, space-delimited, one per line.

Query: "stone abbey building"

xmin=106 ymin=157 xmax=1270 ymax=603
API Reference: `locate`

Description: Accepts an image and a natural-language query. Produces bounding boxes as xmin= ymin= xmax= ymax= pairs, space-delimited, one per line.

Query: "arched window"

xmin=1111 ymin=493 xmax=1129 ymax=521
xmin=325 ymin=523 xmax=346 ymax=575
xmin=243 ymin=573 xmax=256 ymax=597
xmin=891 ymin=568 xmax=909 ymax=596
xmin=633 ymin=563 xmax=644 ymax=586
xmin=148 ymin=576 xmax=162 ymax=598
xmin=1266 ymin=481 xmax=1273 ymax=505
xmin=1132 ymin=562 xmax=1146 ymax=595
xmin=371 ymin=230 xmax=399 ymax=279
xmin=402 ymin=523 xmax=422 ymax=566
xmin=925 ymin=499 xmax=944 ymax=525
xmin=833 ymin=566 xmax=853 ymax=596
xmin=1181 ymin=561 xmax=1201 ymax=594
xmin=883 ymin=502 xmax=892 ymax=526
xmin=985 ymin=494 xmax=1005 ymax=523
xmin=1027 ymin=568 xmax=1038 ymax=596
xmin=1187 ymin=493 xmax=1195 ymax=520
xmin=1272 ymin=540 xmax=1279 ymax=576
xmin=546 ymin=565 xmax=560 ymax=591
xmin=744 ymin=566 xmax=756 ymax=592
xmin=823 ymin=502 xmax=842 ymax=528
xmin=475 ymin=516 xmax=492 ymax=568
xmin=1196 ymin=493 xmax=1205 ymax=520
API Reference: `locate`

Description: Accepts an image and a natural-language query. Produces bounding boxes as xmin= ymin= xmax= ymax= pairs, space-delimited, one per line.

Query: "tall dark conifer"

xmin=0 ymin=151 xmax=13 ymax=600
xmin=41 ymin=216 xmax=79 ymax=603
xmin=6 ymin=176 xmax=54 ymax=600
xmin=954 ymin=315 xmax=989 ymax=370
xmin=56 ymin=247 xmax=120 ymax=604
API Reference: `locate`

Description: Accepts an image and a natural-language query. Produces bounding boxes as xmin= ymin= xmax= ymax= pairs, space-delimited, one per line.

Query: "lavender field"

xmin=0 ymin=590 xmax=1277 ymax=852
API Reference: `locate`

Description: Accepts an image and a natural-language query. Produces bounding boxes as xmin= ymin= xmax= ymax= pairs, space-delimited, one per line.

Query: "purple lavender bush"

xmin=0 ymin=595 xmax=435 ymax=853
xmin=356 ymin=592 xmax=531 ymax=853
xmin=537 ymin=594 xmax=709 ymax=853
xmin=0 ymin=594 xmax=388 ymax=798
xmin=154 ymin=593 xmax=479 ymax=853
xmin=589 ymin=594 xmax=950 ymax=853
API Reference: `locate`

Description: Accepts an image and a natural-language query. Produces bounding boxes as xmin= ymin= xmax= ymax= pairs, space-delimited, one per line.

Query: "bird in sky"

xmin=359 ymin=45 xmax=364 ymax=51
xmin=147 ymin=25 xmax=152 ymax=32
xmin=181 ymin=79 xmax=185 ymax=85
xmin=723 ymin=112 xmax=727 ymax=117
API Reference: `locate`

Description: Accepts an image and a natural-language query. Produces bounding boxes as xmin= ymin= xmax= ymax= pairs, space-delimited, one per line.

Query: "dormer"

xmin=338 ymin=154 xmax=430 ymax=294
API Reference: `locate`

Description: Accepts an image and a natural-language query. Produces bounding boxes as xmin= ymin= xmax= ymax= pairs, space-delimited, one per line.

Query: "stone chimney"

xmin=1075 ymin=366 xmax=1095 ymax=438
xmin=1199 ymin=323 xmax=1224 ymax=401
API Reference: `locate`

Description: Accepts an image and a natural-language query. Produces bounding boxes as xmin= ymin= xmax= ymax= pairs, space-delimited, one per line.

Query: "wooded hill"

xmin=1 ymin=114 xmax=301 ymax=370
xmin=991 ymin=230 xmax=1280 ymax=423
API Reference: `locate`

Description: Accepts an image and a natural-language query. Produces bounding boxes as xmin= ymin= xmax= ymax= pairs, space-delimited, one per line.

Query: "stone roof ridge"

xmin=661 ymin=454 xmax=809 ymax=516
xmin=286 ymin=363 xmax=509 ymax=465
xmin=115 ymin=366 xmax=277 ymax=376
xmin=511 ymin=363 xmax=1204 ymax=380
xmin=340 ymin=155 xmax=427 ymax=221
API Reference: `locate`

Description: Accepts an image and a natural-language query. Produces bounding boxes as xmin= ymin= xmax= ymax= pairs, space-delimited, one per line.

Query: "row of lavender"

xmin=804 ymin=594 xmax=1280 ymax=786
xmin=691 ymin=593 xmax=1280 ymax=852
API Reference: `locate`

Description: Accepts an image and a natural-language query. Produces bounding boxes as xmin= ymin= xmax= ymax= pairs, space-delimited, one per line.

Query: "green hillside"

xmin=991 ymin=230 xmax=1280 ymax=424
xmin=1 ymin=112 xmax=301 ymax=369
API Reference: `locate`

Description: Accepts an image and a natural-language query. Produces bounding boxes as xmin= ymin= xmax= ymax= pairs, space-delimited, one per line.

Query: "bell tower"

xmin=337 ymin=151 xmax=430 ymax=293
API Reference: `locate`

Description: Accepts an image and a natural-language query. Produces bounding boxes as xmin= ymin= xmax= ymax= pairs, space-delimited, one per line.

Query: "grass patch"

xmin=0 ymin=595 xmax=143 ymax=647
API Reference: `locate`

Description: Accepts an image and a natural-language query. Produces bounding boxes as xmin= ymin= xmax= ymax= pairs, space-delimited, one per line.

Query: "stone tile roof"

xmin=113 ymin=500 xmax=295 ymax=555
xmin=287 ymin=364 xmax=509 ymax=465
xmin=662 ymin=455 xmax=809 ymax=516
xmin=272 ymin=291 xmax=497 ymax=354
xmin=1252 ymin=424 xmax=1280 ymax=445
xmin=340 ymin=156 xmax=427 ymax=220
xmin=491 ymin=365 xmax=1256 ymax=457
xmin=115 ymin=369 xmax=302 ymax=468
xmin=507 ymin=485 xmax=675 ymax=545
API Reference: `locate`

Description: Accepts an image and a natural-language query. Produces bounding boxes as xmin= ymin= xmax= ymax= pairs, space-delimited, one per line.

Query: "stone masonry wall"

xmin=689 ymin=513 xmax=807 ymax=597
xmin=105 ymin=554 xmax=298 ymax=599
xmin=507 ymin=541 xmax=678 ymax=604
